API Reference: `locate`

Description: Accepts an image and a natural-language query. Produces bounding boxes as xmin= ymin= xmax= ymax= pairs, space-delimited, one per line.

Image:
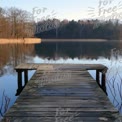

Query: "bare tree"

xmin=0 ymin=7 xmax=35 ymax=38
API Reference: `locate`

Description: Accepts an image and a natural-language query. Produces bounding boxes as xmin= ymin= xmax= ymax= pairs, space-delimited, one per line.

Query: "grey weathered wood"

xmin=102 ymin=73 xmax=106 ymax=92
xmin=1 ymin=64 xmax=120 ymax=122
xmin=18 ymin=71 xmax=22 ymax=88
xmin=24 ymin=70 xmax=28 ymax=85
xmin=96 ymin=70 xmax=100 ymax=85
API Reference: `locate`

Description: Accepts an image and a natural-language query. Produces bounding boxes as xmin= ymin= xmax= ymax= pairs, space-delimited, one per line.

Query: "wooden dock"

xmin=1 ymin=64 xmax=120 ymax=122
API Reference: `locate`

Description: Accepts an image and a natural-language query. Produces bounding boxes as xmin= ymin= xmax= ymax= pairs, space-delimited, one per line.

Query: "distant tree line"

xmin=0 ymin=7 xmax=122 ymax=40
xmin=35 ymin=19 xmax=121 ymax=40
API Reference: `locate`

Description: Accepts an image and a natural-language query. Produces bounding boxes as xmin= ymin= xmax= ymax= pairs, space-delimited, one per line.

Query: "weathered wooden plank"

xmin=15 ymin=64 xmax=107 ymax=71
xmin=2 ymin=116 xmax=120 ymax=122
xmin=7 ymin=107 xmax=117 ymax=112
xmin=5 ymin=111 xmax=118 ymax=117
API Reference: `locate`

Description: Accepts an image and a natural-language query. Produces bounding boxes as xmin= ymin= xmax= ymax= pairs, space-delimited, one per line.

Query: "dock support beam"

xmin=16 ymin=69 xmax=29 ymax=96
xmin=96 ymin=70 xmax=100 ymax=86
xmin=102 ymin=73 xmax=106 ymax=94
xmin=16 ymin=70 xmax=23 ymax=96
xmin=24 ymin=70 xmax=28 ymax=86
xmin=96 ymin=69 xmax=107 ymax=94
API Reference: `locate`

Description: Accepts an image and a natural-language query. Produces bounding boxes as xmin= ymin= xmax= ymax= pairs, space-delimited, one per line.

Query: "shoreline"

xmin=41 ymin=39 xmax=108 ymax=42
xmin=0 ymin=38 xmax=41 ymax=44
xmin=0 ymin=38 xmax=121 ymax=44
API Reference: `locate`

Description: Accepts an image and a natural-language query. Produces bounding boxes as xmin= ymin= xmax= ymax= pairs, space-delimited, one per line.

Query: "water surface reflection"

xmin=0 ymin=41 xmax=122 ymax=119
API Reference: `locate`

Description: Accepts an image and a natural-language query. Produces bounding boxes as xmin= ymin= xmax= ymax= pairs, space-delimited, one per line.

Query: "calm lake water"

xmin=0 ymin=41 xmax=122 ymax=119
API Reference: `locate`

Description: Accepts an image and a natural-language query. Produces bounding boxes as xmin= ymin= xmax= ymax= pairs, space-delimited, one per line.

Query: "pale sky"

xmin=0 ymin=0 xmax=122 ymax=21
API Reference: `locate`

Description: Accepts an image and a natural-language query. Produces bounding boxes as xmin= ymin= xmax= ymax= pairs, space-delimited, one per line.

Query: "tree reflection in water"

xmin=0 ymin=90 xmax=10 ymax=119
xmin=0 ymin=44 xmax=35 ymax=76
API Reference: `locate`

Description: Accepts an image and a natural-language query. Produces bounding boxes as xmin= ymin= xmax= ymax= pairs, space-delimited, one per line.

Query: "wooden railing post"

xmin=18 ymin=70 xmax=22 ymax=89
xmin=24 ymin=70 xmax=28 ymax=85
xmin=102 ymin=72 xmax=106 ymax=93
xmin=16 ymin=69 xmax=29 ymax=96
xmin=16 ymin=70 xmax=23 ymax=96
xmin=96 ymin=70 xmax=100 ymax=86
